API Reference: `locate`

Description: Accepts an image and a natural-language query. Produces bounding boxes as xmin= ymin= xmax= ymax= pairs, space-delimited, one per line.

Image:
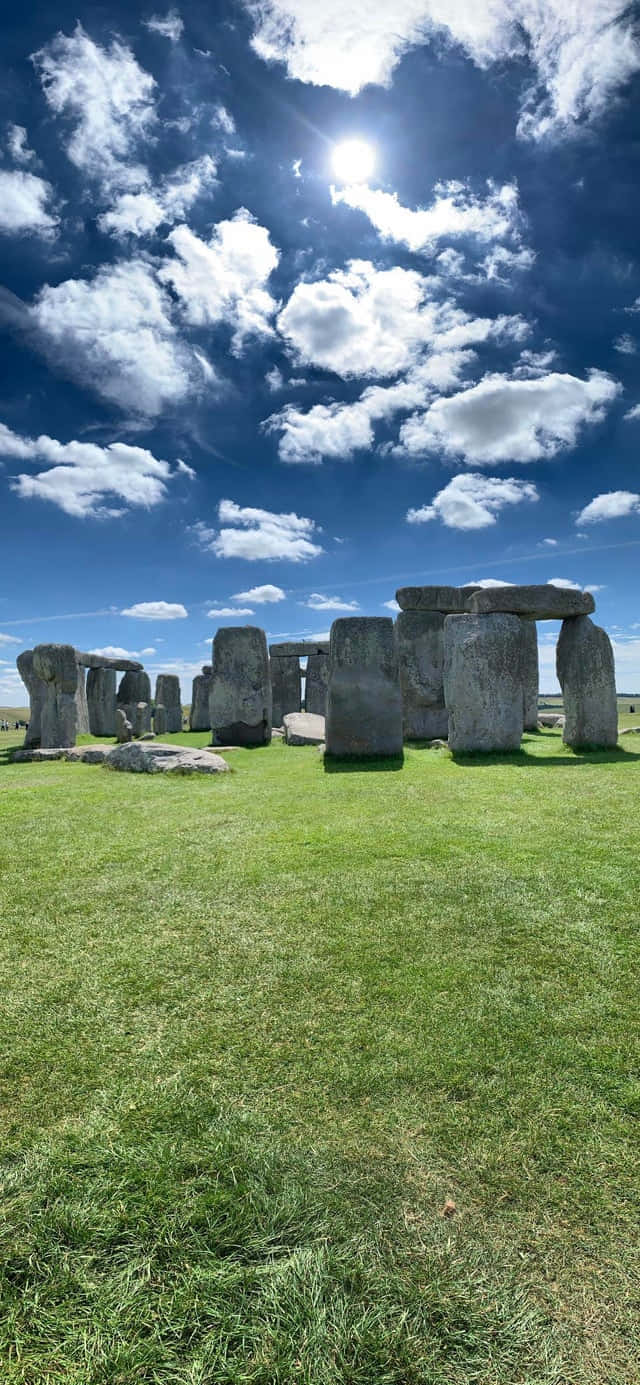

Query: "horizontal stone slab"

xmin=269 ymin=641 xmax=330 ymax=657
xmin=77 ymin=650 xmax=143 ymax=672
xmin=465 ymin=585 xmax=595 ymax=620
xmin=395 ymin=585 xmax=481 ymax=613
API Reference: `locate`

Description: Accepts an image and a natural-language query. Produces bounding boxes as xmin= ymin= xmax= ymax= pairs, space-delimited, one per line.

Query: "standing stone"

xmin=397 ymin=610 xmax=448 ymax=741
xmin=134 ymin=702 xmax=152 ymax=738
xmin=443 ymin=614 xmax=524 ymax=753
xmin=556 ymin=616 xmax=618 ymax=749
xmin=117 ymin=670 xmax=151 ymax=728
xmin=154 ymin=704 xmax=167 ymax=735
xmin=190 ymin=666 xmax=212 ymax=731
xmin=325 ymin=617 xmax=402 ymax=758
xmin=17 ymin=649 xmax=47 ymax=748
xmin=155 ymin=674 xmax=182 ymax=733
xmin=520 ymin=620 xmax=539 ymax=732
xmin=75 ymin=664 xmax=90 ymax=735
xmin=270 ymin=655 xmax=301 ymax=726
xmin=116 ymin=708 xmax=133 ymax=743
xmin=32 ymin=643 xmax=79 ymax=748
xmin=87 ymin=667 xmax=117 ymax=736
xmin=305 ymin=652 xmax=330 ymax=716
xmin=209 ymin=627 xmax=272 ymax=746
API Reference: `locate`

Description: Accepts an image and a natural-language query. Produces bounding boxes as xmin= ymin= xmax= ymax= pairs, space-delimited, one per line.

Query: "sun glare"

xmin=331 ymin=138 xmax=376 ymax=184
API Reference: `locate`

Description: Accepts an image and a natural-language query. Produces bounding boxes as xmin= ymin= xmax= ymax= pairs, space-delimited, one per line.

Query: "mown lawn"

xmin=0 ymin=731 xmax=639 ymax=1383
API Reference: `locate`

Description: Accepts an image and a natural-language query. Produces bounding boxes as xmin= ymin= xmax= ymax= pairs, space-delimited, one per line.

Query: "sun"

xmin=331 ymin=138 xmax=376 ymax=184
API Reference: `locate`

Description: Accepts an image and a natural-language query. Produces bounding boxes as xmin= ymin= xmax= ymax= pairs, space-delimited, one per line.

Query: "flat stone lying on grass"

xmin=619 ymin=726 xmax=640 ymax=735
xmin=64 ymin=745 xmax=112 ymax=763
xmin=466 ymin=584 xmax=595 ymax=620
xmin=538 ymin=713 xmax=565 ymax=727
xmin=283 ymin=712 xmax=325 ymax=745
xmin=106 ymin=742 xmax=230 ymax=774
xmin=395 ymin=585 xmax=481 ymax=613
xmin=11 ymin=747 xmax=71 ymax=762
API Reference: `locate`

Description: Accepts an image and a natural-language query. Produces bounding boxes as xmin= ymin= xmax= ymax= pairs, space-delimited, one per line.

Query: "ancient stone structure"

xmin=443 ymin=614 xmax=524 ymax=753
xmin=116 ymin=708 xmax=133 ymax=742
xmin=268 ymin=641 xmax=330 ymax=724
xmin=117 ymin=670 xmax=152 ymax=730
xmin=32 ymin=644 xmax=80 ymax=748
xmin=190 ymin=666 xmax=212 ymax=731
xmin=210 ymin=626 xmax=272 ymax=746
xmin=305 ymin=651 xmax=330 ymax=716
xmin=18 ymin=646 xmax=149 ymax=749
xmin=134 ymin=702 xmax=152 ymax=738
xmin=556 ymin=616 xmax=617 ymax=749
xmin=16 ymin=650 xmax=47 ymax=748
xmin=466 ymin=584 xmax=595 ymax=620
xmin=270 ymin=654 xmax=301 ymax=727
xmin=87 ymin=667 xmax=117 ymax=737
xmin=283 ymin=712 xmax=325 ymax=745
xmin=325 ymin=617 xmax=402 ymax=757
xmin=107 ymin=742 xmax=230 ymax=775
xmin=154 ymin=704 xmax=167 ymax=735
xmin=396 ymin=585 xmax=481 ymax=613
xmin=520 ymin=620 xmax=539 ymax=732
xmin=75 ymin=666 xmax=90 ymax=735
xmin=396 ymin=610 xmax=448 ymax=740
xmin=155 ymin=674 xmax=182 ymax=733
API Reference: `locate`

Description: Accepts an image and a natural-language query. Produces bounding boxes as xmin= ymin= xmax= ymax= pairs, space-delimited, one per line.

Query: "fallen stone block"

xmin=106 ymin=742 xmax=230 ymax=774
xmin=283 ymin=712 xmax=325 ymax=745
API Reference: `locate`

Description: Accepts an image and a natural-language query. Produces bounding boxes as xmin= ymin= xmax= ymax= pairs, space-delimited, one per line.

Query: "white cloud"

xmin=91 ymin=644 xmax=157 ymax=659
xmin=207 ymin=606 xmax=255 ymax=617
xmin=303 ymin=593 xmax=359 ymax=611
xmin=614 ymin=332 xmax=636 ymax=355
xmin=625 ymin=404 xmax=640 ymax=420
xmin=382 ymin=598 xmax=401 ymax=612
xmin=97 ymin=155 xmax=217 ymax=238
xmin=547 ymin=577 xmax=582 ymax=590
xmin=212 ymin=104 xmax=236 ymax=134
xmin=7 ymin=124 xmax=36 ymax=166
xmin=407 ymin=472 xmax=538 ymax=530
xmin=232 ymin=584 xmax=286 ymax=603
xmin=265 ymin=366 xmax=284 ymax=391
xmin=144 ymin=10 xmax=184 ymax=40
xmin=192 ymin=501 xmax=323 ymax=562
xmin=575 ymin=490 xmax=640 ymax=524
xmin=121 ymin=602 xmax=188 ymax=620
xmin=0 ymin=170 xmax=58 ymax=236
xmin=331 ymin=179 xmax=522 ymax=252
xmin=466 ymin=578 xmax=514 ymax=587
xmin=0 ymin=632 xmax=22 ymax=645
xmin=398 ymin=369 xmax=619 ymax=464
xmin=245 ymin=0 xmax=640 ymax=140
xmin=0 ymin=422 xmax=183 ymax=519
xmin=159 ymin=210 xmax=279 ymax=350
xmin=33 ymin=24 xmax=156 ymax=194
xmin=541 ymin=537 xmax=558 ymax=546
xmin=30 ymin=259 xmax=200 ymax=416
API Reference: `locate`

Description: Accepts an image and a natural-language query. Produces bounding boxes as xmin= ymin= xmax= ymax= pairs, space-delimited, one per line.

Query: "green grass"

xmin=1 ymin=732 xmax=639 ymax=1383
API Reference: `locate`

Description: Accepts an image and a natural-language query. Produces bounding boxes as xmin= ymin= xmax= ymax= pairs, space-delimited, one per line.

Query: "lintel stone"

xmin=466 ymin=584 xmax=595 ymax=620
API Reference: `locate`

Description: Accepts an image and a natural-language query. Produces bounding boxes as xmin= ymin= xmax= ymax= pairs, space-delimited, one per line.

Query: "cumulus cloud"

xmin=466 ymin=578 xmax=514 ymax=587
xmin=91 ymin=644 xmax=157 ymax=658
xmin=232 ymin=584 xmax=286 ymax=602
xmin=0 ymin=170 xmax=58 ymax=236
xmin=97 ymin=155 xmax=217 ymax=238
xmin=33 ymin=24 xmax=156 ymax=194
xmin=398 ymin=369 xmax=619 ymax=464
xmin=192 ymin=501 xmax=323 ymax=562
xmin=207 ymin=606 xmax=254 ymax=616
xmin=625 ymin=404 xmax=640 ymax=420
xmin=331 ymin=179 xmax=522 ymax=253
xmin=382 ymin=598 xmax=401 ymax=612
xmin=6 ymin=124 xmax=37 ymax=166
xmin=303 ymin=593 xmax=360 ymax=611
xmin=144 ymin=10 xmax=184 ymax=40
xmin=245 ymin=0 xmax=640 ymax=139
xmin=547 ymin=577 xmax=582 ymax=590
xmin=159 ymin=210 xmax=279 ymax=350
xmin=121 ymin=602 xmax=188 ymax=619
xmin=0 ymin=422 xmax=185 ymax=518
xmin=613 ymin=332 xmax=636 ymax=355
xmin=575 ymin=490 xmax=640 ymax=524
xmin=407 ymin=472 xmax=538 ymax=529
xmin=541 ymin=537 xmax=558 ymax=545
xmin=212 ymin=104 xmax=236 ymax=135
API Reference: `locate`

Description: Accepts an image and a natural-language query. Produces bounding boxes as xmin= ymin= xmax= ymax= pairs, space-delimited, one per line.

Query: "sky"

xmin=1 ymin=0 xmax=640 ymax=704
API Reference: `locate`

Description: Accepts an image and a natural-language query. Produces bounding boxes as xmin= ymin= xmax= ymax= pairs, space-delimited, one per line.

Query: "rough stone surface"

xmin=154 ymin=704 xmax=167 ymax=735
xmin=75 ymin=664 xmax=90 ymax=735
xmin=270 ymin=655 xmax=301 ymax=726
xmin=620 ymin=726 xmax=640 ymax=735
xmin=443 ymin=614 xmax=524 ymax=753
xmin=397 ymin=610 xmax=448 ymax=741
xmin=190 ymin=667 xmax=212 ymax=731
xmin=538 ymin=713 xmax=564 ymax=727
xmin=106 ymin=741 xmax=229 ymax=774
xmin=210 ymin=626 xmax=272 ymax=746
xmin=11 ymin=747 xmax=71 ymax=762
xmin=396 ymin=585 xmax=482 ymax=613
xmin=466 ymin=584 xmax=595 ymax=621
xmin=325 ymin=617 xmax=402 ymax=758
xmin=33 ymin=644 xmax=79 ymax=748
xmin=17 ymin=649 xmax=47 ymax=748
xmin=117 ymin=670 xmax=151 ymax=731
xmin=116 ymin=708 xmax=133 ymax=743
xmin=64 ymin=745 xmax=111 ymax=763
xmin=139 ymin=731 xmax=156 ymax=741
xmin=76 ymin=651 xmax=142 ymax=672
xmin=556 ymin=616 xmax=618 ymax=748
xmin=269 ymin=641 xmax=329 ymax=657
xmin=87 ymin=666 xmax=117 ymax=736
xmin=155 ymin=674 xmax=182 ymax=733
xmin=134 ymin=701 xmax=152 ymax=737
xmin=305 ymin=651 xmax=330 ymax=716
xmin=283 ymin=712 xmax=325 ymax=745
xmin=520 ymin=620 xmax=539 ymax=732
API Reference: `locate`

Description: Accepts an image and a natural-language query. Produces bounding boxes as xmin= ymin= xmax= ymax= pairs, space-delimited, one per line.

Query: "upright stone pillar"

xmin=443 ymin=614 xmax=524 ymax=753
xmin=325 ymin=617 xmax=402 ymax=757
xmin=75 ymin=663 xmax=90 ymax=735
xmin=270 ymin=655 xmax=301 ymax=726
xmin=397 ymin=610 xmax=447 ymax=740
xmin=117 ymin=670 xmax=151 ymax=728
xmin=16 ymin=649 xmax=47 ymax=748
xmin=520 ymin=620 xmax=539 ymax=732
xmin=155 ymin=674 xmax=182 ymax=733
xmin=87 ymin=667 xmax=117 ymax=736
xmin=210 ymin=627 xmax=272 ymax=746
xmin=32 ymin=643 xmax=80 ymax=748
xmin=190 ymin=666 xmax=212 ymax=731
xmin=556 ymin=616 xmax=617 ymax=748
xmin=305 ymin=652 xmax=329 ymax=716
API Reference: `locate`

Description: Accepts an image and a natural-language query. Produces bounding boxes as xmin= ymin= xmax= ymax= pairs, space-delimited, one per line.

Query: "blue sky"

xmin=1 ymin=0 xmax=639 ymax=703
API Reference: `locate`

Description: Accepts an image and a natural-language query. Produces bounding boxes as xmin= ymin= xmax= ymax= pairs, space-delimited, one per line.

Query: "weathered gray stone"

xmin=620 ymin=726 xmax=640 ymax=735
xmin=520 ymin=620 xmax=539 ymax=732
xmin=32 ymin=644 xmax=79 ymax=748
xmin=466 ymin=584 xmax=595 ymax=621
xmin=64 ymin=745 xmax=111 ymax=763
xmin=139 ymin=731 xmax=156 ymax=741
xmin=76 ymin=651 xmax=143 ymax=672
xmin=134 ymin=701 xmax=151 ymax=737
xmin=116 ymin=708 xmax=133 ymax=743
xmin=271 ymin=655 xmax=301 ymax=726
xmin=154 ymin=704 xmax=167 ymax=735
xmin=75 ymin=664 xmax=90 ymax=735
xmin=11 ymin=746 xmax=70 ymax=762
xmin=397 ymin=610 xmax=448 ymax=741
xmin=155 ymin=674 xmax=182 ymax=733
xmin=106 ymin=741 xmax=229 ymax=774
xmin=538 ymin=713 xmax=565 ymax=727
xmin=283 ymin=712 xmax=325 ymax=745
xmin=270 ymin=641 xmax=329 ymax=657
xmin=190 ymin=667 xmax=212 ymax=731
xmin=556 ymin=616 xmax=618 ymax=749
xmin=117 ymin=670 xmax=151 ymax=730
xmin=443 ymin=614 xmax=524 ymax=753
xmin=325 ymin=617 xmax=402 ymax=758
xmin=395 ymin=585 xmax=482 ymax=613
xmin=86 ymin=666 xmax=117 ymax=736
xmin=210 ymin=627 xmax=272 ymax=746
xmin=17 ymin=649 xmax=47 ymax=748
xmin=305 ymin=651 xmax=330 ymax=716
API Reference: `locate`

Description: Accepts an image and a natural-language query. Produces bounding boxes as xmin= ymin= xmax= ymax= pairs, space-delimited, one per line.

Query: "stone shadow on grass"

xmin=323 ymin=753 xmax=405 ymax=773
xmin=450 ymin=747 xmax=640 ymax=768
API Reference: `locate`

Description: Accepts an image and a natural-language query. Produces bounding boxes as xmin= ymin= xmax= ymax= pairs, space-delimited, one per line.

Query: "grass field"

xmin=1 ymin=728 xmax=639 ymax=1383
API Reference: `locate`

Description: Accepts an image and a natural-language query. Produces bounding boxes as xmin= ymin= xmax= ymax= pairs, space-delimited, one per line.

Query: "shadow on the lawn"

xmin=323 ymin=753 xmax=405 ymax=773
xmin=451 ymin=747 xmax=640 ymax=768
